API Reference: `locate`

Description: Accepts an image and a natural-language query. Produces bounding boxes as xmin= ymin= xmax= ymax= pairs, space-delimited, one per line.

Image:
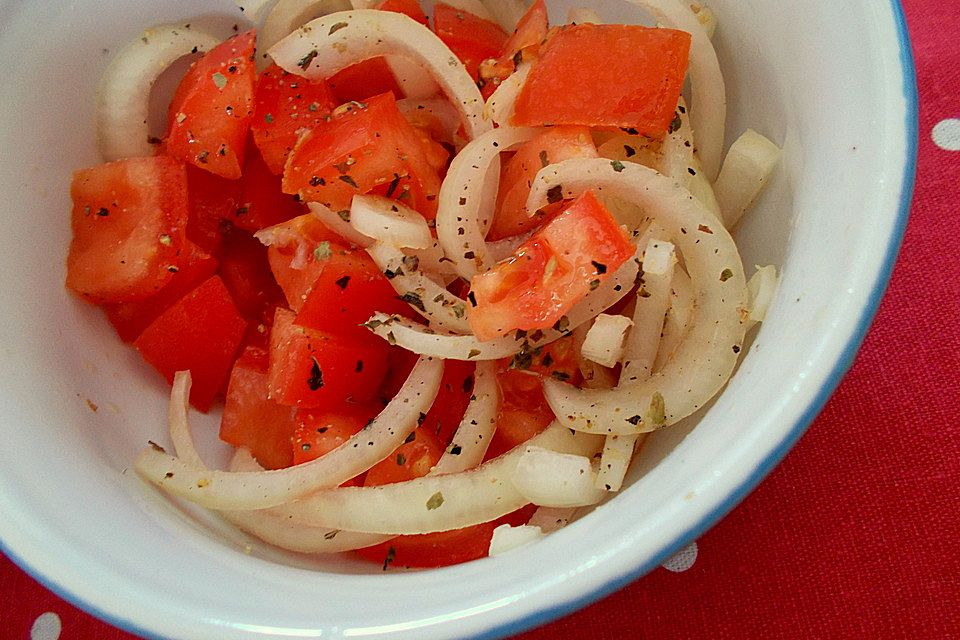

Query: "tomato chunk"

xmin=220 ymin=346 xmax=298 ymax=470
xmin=282 ymin=93 xmax=441 ymax=215
xmin=512 ymin=24 xmax=691 ymax=135
xmin=166 ymin=30 xmax=257 ymax=178
xmin=364 ymin=427 xmax=444 ymax=486
xmin=217 ymin=228 xmax=286 ymax=325
xmin=251 ymin=64 xmax=337 ymax=175
xmin=233 ymin=144 xmax=306 ymax=233
xmin=490 ymin=126 xmax=598 ymax=240
xmin=434 ymin=3 xmax=509 ymax=83
xmin=67 ymin=156 xmax=188 ymax=304
xmin=104 ymin=240 xmax=218 ymax=342
xmin=291 ymin=404 xmax=380 ymax=486
xmin=478 ymin=0 xmax=549 ymax=95
xmin=134 ymin=275 xmax=247 ymax=411
xmin=376 ymin=0 xmax=428 ymax=25
xmin=468 ymin=191 xmax=634 ymax=340
xmin=267 ymin=308 xmax=390 ymax=408
xmin=418 ymin=360 xmax=475 ymax=445
xmin=327 ymin=58 xmax=403 ymax=104
xmin=184 ymin=164 xmax=240 ymax=254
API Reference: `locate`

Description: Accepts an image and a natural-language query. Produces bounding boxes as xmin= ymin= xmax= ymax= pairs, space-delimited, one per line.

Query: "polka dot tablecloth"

xmin=3 ymin=0 xmax=958 ymax=638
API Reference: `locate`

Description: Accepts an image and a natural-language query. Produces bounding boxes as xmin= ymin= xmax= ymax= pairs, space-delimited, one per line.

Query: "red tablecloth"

xmin=4 ymin=0 xmax=958 ymax=638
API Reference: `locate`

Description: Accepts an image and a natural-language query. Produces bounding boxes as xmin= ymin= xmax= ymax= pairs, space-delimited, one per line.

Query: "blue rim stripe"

xmin=1 ymin=1 xmax=919 ymax=638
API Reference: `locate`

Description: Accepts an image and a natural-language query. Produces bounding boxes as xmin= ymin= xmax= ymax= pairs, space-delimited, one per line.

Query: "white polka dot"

xmin=661 ymin=541 xmax=698 ymax=572
xmin=30 ymin=612 xmax=62 ymax=640
xmin=932 ymin=118 xmax=960 ymax=151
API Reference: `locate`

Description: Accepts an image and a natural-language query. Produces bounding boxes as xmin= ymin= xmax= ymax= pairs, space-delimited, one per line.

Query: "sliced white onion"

xmin=527 ymin=158 xmax=747 ymax=435
xmin=397 ymin=97 xmax=463 ymax=146
xmin=597 ymin=133 xmax=662 ymax=170
xmin=135 ymin=356 xmax=443 ymax=510
xmin=234 ymin=0 xmax=276 ymax=23
xmin=572 ymin=322 xmax=619 ymax=390
xmin=362 ymin=251 xmax=639 ymax=360
xmin=267 ymin=423 xmax=603 ymax=534
xmin=653 ymin=265 xmax=694 ymax=372
xmin=595 ymin=433 xmax=643 ymax=492
xmin=365 ymin=242 xmax=473 ymax=334
xmin=714 ymin=129 xmax=782 ymax=229
xmin=746 ymin=264 xmax=778 ymax=330
xmin=567 ymin=7 xmax=602 ymax=24
xmin=486 ymin=230 xmax=534 ymax=263
xmin=642 ymin=237 xmax=677 ymax=276
xmin=97 ymin=24 xmax=221 ymax=161
xmin=488 ymin=524 xmax=543 ymax=556
xmin=689 ymin=2 xmax=717 ymax=39
xmin=350 ymin=195 xmax=433 ymax=249
xmin=581 ymin=314 xmax=634 ymax=369
xmin=432 ymin=361 xmax=499 ymax=474
xmin=307 ymin=202 xmax=373 ymax=247
xmin=627 ymin=0 xmax=725 ymax=181
xmin=483 ymin=62 xmax=531 ymax=127
xmin=511 ymin=446 xmax=607 ymax=508
xmin=268 ymin=10 xmax=490 ymax=140
xmin=527 ymin=506 xmax=578 ymax=533
xmin=660 ymin=98 xmax=722 ymax=220
xmin=482 ymin=0 xmax=530 ymax=31
xmin=384 ymin=56 xmax=442 ymax=100
xmin=261 ymin=0 xmax=353 ymax=53
xmin=436 ymin=126 xmax=539 ymax=280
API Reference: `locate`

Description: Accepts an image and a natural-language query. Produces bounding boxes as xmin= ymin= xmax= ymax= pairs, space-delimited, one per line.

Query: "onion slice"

xmin=483 ymin=62 xmax=532 ymax=127
xmin=746 ymin=264 xmax=778 ymax=331
xmin=527 ymin=158 xmax=747 ymax=435
xmin=511 ymin=446 xmax=607 ymax=508
xmin=134 ymin=356 xmax=443 ymax=510
xmin=482 ymin=0 xmax=530 ymax=31
xmin=268 ymin=10 xmax=490 ymax=140
xmin=97 ymin=24 xmax=221 ymax=161
xmin=350 ymin=195 xmax=433 ymax=249
xmin=714 ymin=129 xmax=782 ymax=229
xmin=266 ymin=423 xmax=603 ymax=534
xmin=580 ymin=314 xmax=634 ymax=369
xmin=432 ymin=361 xmax=499 ymax=474
xmin=307 ymin=202 xmax=373 ymax=248
xmin=261 ymin=0 xmax=353 ymax=53
xmin=488 ymin=524 xmax=543 ymax=556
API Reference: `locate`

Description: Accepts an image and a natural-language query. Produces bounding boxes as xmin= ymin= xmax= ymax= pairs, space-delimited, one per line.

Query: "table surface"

xmin=4 ymin=0 xmax=959 ymax=638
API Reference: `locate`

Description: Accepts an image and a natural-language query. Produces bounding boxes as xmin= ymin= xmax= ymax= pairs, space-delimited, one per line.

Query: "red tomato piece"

xmin=267 ymin=308 xmax=391 ymax=408
xmin=291 ymin=404 xmax=380 ymax=486
xmin=184 ymin=164 xmax=241 ymax=254
xmin=166 ymin=30 xmax=257 ymax=179
xmin=418 ymin=360 xmax=475 ymax=445
xmin=217 ymin=228 xmax=286 ymax=325
xmin=434 ymin=3 xmax=509 ymax=83
xmin=66 ymin=156 xmax=188 ymax=304
xmin=104 ymin=240 xmax=218 ymax=342
xmin=282 ymin=93 xmax=441 ymax=215
xmin=220 ymin=346 xmax=298 ymax=470
xmin=468 ymin=191 xmax=634 ymax=340
xmin=376 ymin=0 xmax=428 ymax=25
xmin=251 ymin=64 xmax=337 ymax=175
xmin=363 ymin=427 xmax=444 ymax=486
xmin=478 ymin=0 xmax=549 ymax=94
xmin=294 ymin=248 xmax=415 ymax=339
xmin=134 ymin=275 xmax=247 ymax=411
xmin=327 ymin=58 xmax=403 ymax=104
xmin=233 ymin=143 xmax=307 ymax=233
xmin=490 ymin=126 xmax=598 ymax=240
xmin=512 ymin=24 xmax=691 ymax=135
xmin=356 ymin=505 xmax=537 ymax=568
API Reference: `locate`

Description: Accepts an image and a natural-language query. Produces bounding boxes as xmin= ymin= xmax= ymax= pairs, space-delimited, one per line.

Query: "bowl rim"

xmin=0 ymin=0 xmax=918 ymax=638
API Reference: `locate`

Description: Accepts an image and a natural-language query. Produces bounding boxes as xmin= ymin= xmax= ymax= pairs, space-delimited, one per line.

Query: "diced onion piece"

xmin=261 ymin=0 xmax=353 ymax=53
xmin=437 ymin=126 xmax=539 ymax=280
xmin=714 ymin=129 xmax=782 ymax=229
xmin=483 ymin=62 xmax=532 ymax=127
xmin=268 ymin=10 xmax=490 ymax=141
xmin=488 ymin=524 xmax=543 ymax=556
xmin=134 ymin=356 xmax=443 ymax=510
xmin=307 ymin=202 xmax=373 ymax=248
xmin=365 ymin=242 xmax=473 ymax=334
xmin=350 ymin=195 xmax=433 ymax=249
xmin=746 ymin=264 xmax=778 ymax=330
xmin=267 ymin=423 xmax=604 ymax=534
xmin=581 ymin=314 xmax=634 ymax=369
xmin=528 ymin=158 xmax=747 ymax=435
xmin=433 ymin=361 xmax=499 ymax=474
xmin=483 ymin=0 xmax=530 ymax=31
xmin=97 ymin=24 xmax=221 ymax=161
xmin=527 ymin=507 xmax=578 ymax=533
xmin=362 ymin=251 xmax=639 ymax=360
xmin=653 ymin=266 xmax=694 ymax=372
xmin=572 ymin=322 xmax=619 ymax=390
xmin=511 ymin=446 xmax=607 ymax=508
xmin=567 ymin=7 xmax=602 ymax=24
xmin=642 ymin=237 xmax=676 ymax=276
xmin=595 ymin=433 xmax=644 ymax=492
xmin=628 ymin=0 xmax=725 ymax=181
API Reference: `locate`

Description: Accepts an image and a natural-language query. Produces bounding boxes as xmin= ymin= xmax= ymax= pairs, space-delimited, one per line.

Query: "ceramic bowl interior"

xmin=0 ymin=1 xmax=915 ymax=639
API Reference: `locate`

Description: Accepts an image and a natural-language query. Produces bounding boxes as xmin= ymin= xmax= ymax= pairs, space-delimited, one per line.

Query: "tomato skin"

xmin=217 ymin=227 xmax=286 ymax=325
xmin=490 ymin=126 xmax=598 ymax=240
xmin=251 ymin=64 xmax=337 ymax=175
xmin=184 ymin=164 xmax=241 ymax=254
xmin=327 ymin=58 xmax=403 ymax=104
xmin=512 ymin=24 xmax=691 ymax=135
xmin=104 ymin=240 xmax=218 ymax=342
xmin=434 ymin=3 xmax=509 ymax=83
xmin=376 ymin=0 xmax=428 ymax=25
xmin=166 ymin=30 xmax=256 ymax=179
xmin=364 ymin=427 xmax=444 ymax=486
xmin=134 ymin=275 xmax=248 ymax=411
xmin=355 ymin=505 xmax=537 ymax=568
xmin=231 ymin=143 xmax=308 ymax=233
xmin=469 ymin=191 xmax=635 ymax=340
xmin=267 ymin=308 xmax=391 ymax=409
xmin=220 ymin=346 xmax=299 ymax=470
xmin=67 ymin=156 xmax=188 ymax=304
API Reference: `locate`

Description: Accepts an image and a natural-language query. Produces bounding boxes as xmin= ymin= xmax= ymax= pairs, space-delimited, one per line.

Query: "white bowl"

xmin=0 ymin=1 xmax=916 ymax=638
